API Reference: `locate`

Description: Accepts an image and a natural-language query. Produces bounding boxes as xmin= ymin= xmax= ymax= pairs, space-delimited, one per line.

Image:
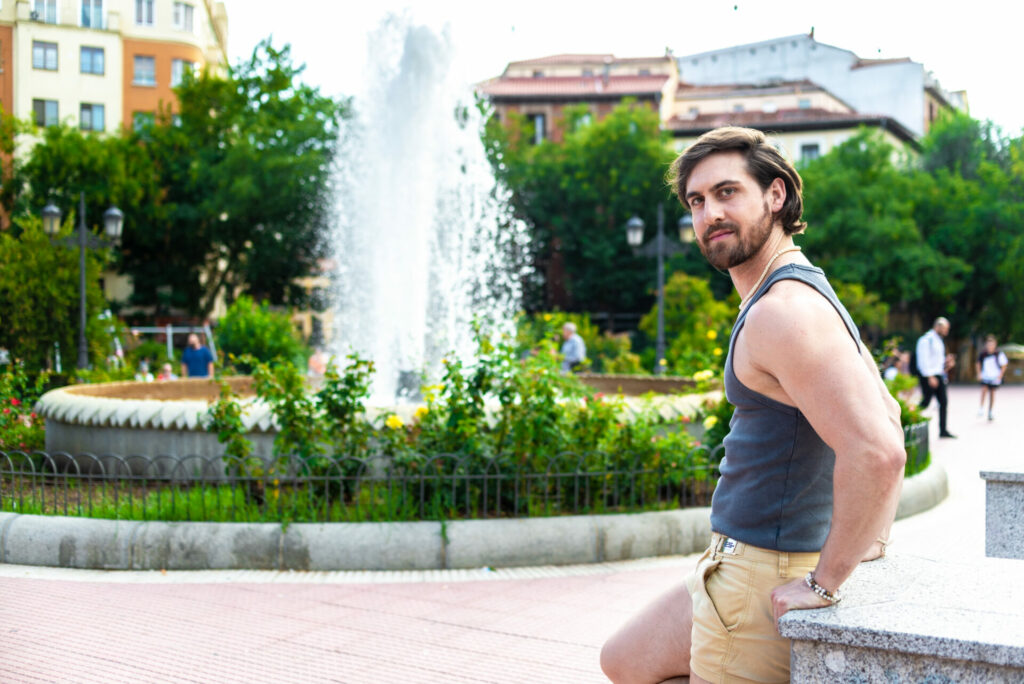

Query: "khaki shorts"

xmin=685 ymin=532 xmax=821 ymax=683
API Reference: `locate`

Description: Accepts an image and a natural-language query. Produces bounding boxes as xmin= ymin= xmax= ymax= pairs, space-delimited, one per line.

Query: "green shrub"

xmin=216 ymin=296 xmax=307 ymax=372
xmin=0 ymin=363 xmax=50 ymax=451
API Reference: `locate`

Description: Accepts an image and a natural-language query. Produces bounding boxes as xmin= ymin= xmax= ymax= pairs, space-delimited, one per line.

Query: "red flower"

xmin=2 ymin=408 xmax=9 ymax=415
xmin=10 ymin=398 xmax=21 ymax=407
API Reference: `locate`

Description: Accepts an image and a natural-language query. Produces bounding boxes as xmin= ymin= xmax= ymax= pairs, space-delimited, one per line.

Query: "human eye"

xmin=718 ymin=186 xmax=736 ymax=198
xmin=688 ymin=196 xmax=703 ymax=209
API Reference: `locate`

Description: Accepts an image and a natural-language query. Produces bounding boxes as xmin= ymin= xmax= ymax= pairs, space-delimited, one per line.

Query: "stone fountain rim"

xmin=35 ymin=380 xmax=715 ymax=434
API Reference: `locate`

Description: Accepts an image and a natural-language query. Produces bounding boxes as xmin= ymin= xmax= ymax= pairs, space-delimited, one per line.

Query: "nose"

xmin=703 ymin=196 xmax=726 ymax=224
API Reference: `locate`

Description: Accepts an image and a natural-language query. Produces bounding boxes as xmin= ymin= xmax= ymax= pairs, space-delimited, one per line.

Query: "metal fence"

xmin=0 ymin=423 xmax=929 ymax=524
xmin=0 ymin=447 xmax=723 ymax=523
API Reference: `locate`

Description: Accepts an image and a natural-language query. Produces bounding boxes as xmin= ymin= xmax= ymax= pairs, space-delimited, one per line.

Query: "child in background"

xmin=976 ymin=335 xmax=1008 ymax=421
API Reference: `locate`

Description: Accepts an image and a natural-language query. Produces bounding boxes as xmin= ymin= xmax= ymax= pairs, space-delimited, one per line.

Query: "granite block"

xmin=981 ymin=471 xmax=1024 ymax=560
xmin=780 ymin=555 xmax=1024 ymax=669
xmin=791 ymin=640 xmax=1024 ymax=683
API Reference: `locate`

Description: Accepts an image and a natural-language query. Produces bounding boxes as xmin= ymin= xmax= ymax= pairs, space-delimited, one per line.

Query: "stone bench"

xmin=981 ymin=469 xmax=1024 ymax=560
xmin=779 ymin=554 xmax=1024 ymax=681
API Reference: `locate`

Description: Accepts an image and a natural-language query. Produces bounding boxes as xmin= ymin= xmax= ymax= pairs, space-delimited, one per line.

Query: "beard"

xmin=697 ymin=201 xmax=774 ymax=271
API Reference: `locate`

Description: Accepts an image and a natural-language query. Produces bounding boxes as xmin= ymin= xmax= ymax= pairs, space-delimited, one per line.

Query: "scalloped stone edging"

xmin=0 ymin=462 xmax=947 ymax=571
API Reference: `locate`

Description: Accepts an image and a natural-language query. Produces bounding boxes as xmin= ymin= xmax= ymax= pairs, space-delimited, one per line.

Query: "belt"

xmin=710 ymin=531 xmax=820 ymax=573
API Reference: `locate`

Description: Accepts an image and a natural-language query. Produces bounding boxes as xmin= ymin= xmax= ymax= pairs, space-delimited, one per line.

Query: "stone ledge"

xmin=780 ymin=554 xmax=1024 ymax=679
xmin=982 ymin=468 xmax=1024 ymax=560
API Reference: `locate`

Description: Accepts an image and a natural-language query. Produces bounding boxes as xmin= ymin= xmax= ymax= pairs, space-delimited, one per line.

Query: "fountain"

xmin=330 ymin=14 xmax=528 ymax=403
xmin=34 ymin=14 xmax=529 ymax=460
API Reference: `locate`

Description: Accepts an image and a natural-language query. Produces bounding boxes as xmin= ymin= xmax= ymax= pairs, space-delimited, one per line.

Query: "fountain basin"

xmin=35 ymin=378 xmax=276 ymax=474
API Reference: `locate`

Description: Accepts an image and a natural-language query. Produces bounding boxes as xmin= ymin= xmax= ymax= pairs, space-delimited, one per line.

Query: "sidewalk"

xmin=1 ymin=385 xmax=1019 ymax=683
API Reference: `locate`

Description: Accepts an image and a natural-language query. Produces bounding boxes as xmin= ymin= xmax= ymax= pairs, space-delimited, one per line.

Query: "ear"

xmin=768 ymin=177 xmax=786 ymax=213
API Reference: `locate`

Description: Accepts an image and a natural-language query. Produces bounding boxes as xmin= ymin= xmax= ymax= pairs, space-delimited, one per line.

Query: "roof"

xmin=852 ymin=57 xmax=914 ymax=69
xmin=666 ymin=108 xmax=919 ymax=146
xmin=506 ymin=53 xmax=671 ymax=68
xmin=675 ymin=79 xmax=827 ymax=98
xmin=479 ymin=75 xmax=670 ymax=99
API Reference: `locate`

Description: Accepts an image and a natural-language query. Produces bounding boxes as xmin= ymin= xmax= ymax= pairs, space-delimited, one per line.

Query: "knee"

xmin=599 ymin=637 xmax=633 ymax=684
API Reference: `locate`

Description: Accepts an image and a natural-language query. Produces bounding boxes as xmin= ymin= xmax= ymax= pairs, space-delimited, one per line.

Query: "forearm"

xmin=813 ymin=444 xmax=905 ymax=591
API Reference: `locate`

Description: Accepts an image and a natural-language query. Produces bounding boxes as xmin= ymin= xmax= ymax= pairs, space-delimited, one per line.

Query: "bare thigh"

xmin=600 ymin=582 xmax=697 ymax=684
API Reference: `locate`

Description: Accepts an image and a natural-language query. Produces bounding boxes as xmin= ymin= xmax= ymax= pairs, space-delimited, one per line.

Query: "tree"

xmin=799 ymin=129 xmax=968 ymax=319
xmin=487 ymin=101 xmax=695 ymax=314
xmin=125 ymin=40 xmax=350 ymax=317
xmin=0 ymin=216 xmax=108 ymax=370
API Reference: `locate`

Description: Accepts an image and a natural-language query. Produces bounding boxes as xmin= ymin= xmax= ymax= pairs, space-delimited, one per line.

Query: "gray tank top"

xmin=712 ymin=264 xmax=861 ymax=552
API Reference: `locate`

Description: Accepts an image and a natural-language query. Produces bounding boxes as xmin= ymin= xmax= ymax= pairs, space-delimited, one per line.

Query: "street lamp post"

xmin=625 ymin=203 xmax=695 ymax=375
xmin=41 ymin=192 xmax=124 ymax=370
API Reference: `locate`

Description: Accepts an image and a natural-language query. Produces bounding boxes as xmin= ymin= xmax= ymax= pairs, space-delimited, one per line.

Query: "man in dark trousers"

xmin=600 ymin=127 xmax=905 ymax=684
xmin=916 ymin=317 xmax=955 ymax=438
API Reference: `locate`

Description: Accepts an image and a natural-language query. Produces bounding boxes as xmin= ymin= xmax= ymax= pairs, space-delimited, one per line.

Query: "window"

xmin=80 ymin=103 xmax=104 ymax=131
xmin=800 ymin=143 xmax=821 ymax=161
xmin=638 ymin=68 xmax=651 ymax=76
xmin=133 ymin=55 xmax=155 ymax=85
xmin=798 ymin=98 xmax=811 ymax=109
xmin=133 ymin=111 xmax=154 ymax=131
xmin=32 ymin=41 xmax=58 ymax=70
xmin=80 ymin=46 xmax=104 ymax=74
xmin=81 ymin=0 xmax=102 ymax=28
xmin=33 ymin=0 xmax=57 ymax=23
xmin=532 ymin=70 xmax=544 ymax=78
xmin=171 ymin=58 xmax=193 ymax=86
xmin=172 ymin=2 xmax=194 ymax=31
xmin=135 ymin=0 xmax=153 ymax=25
xmin=33 ymin=99 xmax=58 ymax=127
xmin=733 ymin=104 xmax=745 ymax=113
xmin=529 ymin=113 xmax=545 ymax=145
xmin=688 ymin=106 xmax=699 ymax=118
xmin=582 ymin=68 xmax=593 ymax=77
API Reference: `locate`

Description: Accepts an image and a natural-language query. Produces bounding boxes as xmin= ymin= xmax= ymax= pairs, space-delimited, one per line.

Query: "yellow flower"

xmin=703 ymin=415 xmax=719 ymax=430
xmin=414 ymin=406 xmax=429 ymax=420
xmin=385 ymin=414 xmax=404 ymax=429
xmin=693 ymin=369 xmax=714 ymax=382
xmin=658 ymin=358 xmax=668 ymax=366
xmin=713 ymin=347 xmax=723 ymax=356
xmin=706 ymin=329 xmax=718 ymax=340
xmin=543 ymin=313 xmax=553 ymax=322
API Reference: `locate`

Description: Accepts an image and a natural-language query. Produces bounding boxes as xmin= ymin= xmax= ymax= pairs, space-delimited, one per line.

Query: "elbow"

xmin=879 ymin=439 xmax=907 ymax=483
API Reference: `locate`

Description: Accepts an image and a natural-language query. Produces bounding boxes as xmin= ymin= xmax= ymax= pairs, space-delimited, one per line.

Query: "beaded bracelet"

xmin=804 ymin=572 xmax=842 ymax=604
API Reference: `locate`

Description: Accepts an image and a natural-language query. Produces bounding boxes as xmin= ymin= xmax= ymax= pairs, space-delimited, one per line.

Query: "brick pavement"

xmin=1 ymin=385 xmax=1020 ymax=683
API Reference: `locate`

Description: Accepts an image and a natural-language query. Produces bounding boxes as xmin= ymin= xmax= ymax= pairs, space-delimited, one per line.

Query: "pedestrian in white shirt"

xmin=976 ymin=335 xmax=1009 ymax=421
xmin=916 ymin=317 xmax=955 ymax=438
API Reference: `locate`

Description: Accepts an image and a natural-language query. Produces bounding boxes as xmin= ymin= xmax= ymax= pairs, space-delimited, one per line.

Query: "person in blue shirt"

xmin=180 ymin=333 xmax=215 ymax=378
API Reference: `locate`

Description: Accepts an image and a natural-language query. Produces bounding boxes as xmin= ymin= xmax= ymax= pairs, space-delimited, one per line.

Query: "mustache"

xmin=702 ymin=221 xmax=741 ymax=242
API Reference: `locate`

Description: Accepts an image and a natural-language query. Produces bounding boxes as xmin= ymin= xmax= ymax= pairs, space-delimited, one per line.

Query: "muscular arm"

xmin=736 ymin=283 xmax=905 ymax=615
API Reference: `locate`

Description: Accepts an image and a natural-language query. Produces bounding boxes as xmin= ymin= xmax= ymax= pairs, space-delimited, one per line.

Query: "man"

xmin=560 ymin=322 xmax=586 ymax=373
xmin=600 ymin=127 xmax=906 ymax=684
xmin=916 ymin=317 xmax=956 ymax=438
xmin=180 ymin=333 xmax=215 ymax=378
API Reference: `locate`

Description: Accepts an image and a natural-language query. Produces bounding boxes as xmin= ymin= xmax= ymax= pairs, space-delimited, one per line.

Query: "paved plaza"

xmin=1 ymin=385 xmax=1019 ymax=683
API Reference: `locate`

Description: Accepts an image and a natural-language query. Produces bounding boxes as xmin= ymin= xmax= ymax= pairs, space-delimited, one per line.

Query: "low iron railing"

xmin=0 ymin=423 xmax=929 ymax=524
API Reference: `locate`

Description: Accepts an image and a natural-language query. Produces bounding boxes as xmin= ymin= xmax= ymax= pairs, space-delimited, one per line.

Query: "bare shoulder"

xmin=743 ymin=279 xmax=849 ymax=353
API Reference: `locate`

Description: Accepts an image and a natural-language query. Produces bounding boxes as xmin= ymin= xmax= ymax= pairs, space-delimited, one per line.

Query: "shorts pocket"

xmin=701 ymin=556 xmax=751 ymax=633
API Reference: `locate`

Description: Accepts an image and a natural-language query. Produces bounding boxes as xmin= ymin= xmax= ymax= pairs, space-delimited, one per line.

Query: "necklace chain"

xmin=738 ymin=246 xmax=802 ymax=310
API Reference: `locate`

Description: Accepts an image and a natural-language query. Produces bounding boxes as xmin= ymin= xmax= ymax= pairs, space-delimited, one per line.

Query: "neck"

xmin=732 ymin=233 xmax=803 ymax=307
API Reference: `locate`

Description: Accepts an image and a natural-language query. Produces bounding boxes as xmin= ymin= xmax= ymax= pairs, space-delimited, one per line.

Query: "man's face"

xmin=937 ymin=322 xmax=950 ymax=337
xmin=187 ymin=334 xmax=199 ymax=348
xmin=683 ymin=151 xmax=781 ymax=271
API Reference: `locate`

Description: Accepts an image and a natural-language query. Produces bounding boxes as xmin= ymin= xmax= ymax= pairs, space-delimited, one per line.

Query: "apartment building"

xmin=4 ymin=0 xmax=227 ymax=134
xmin=668 ymin=79 xmax=919 ymax=163
xmin=478 ymin=53 xmax=678 ymax=144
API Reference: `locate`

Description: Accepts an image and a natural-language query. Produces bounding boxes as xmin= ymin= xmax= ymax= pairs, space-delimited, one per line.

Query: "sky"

xmin=220 ymin=0 xmax=1024 ymax=135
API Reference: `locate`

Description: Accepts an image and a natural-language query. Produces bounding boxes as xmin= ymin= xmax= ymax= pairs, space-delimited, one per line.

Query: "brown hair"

xmin=667 ymin=126 xmax=806 ymax=235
